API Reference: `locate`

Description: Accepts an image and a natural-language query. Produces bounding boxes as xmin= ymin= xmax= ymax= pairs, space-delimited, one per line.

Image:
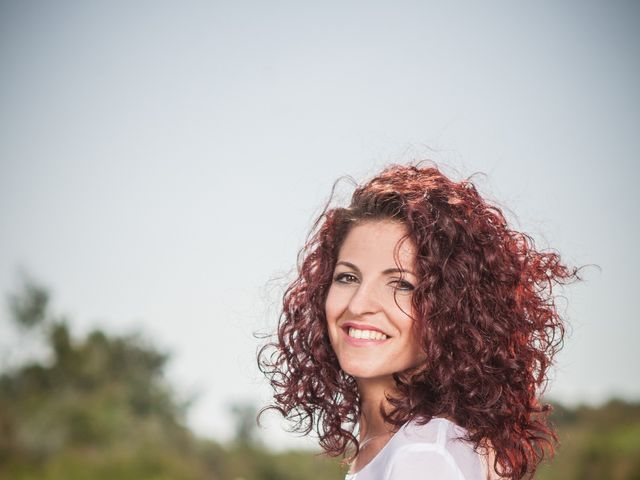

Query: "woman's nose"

xmin=346 ymin=282 xmax=381 ymax=316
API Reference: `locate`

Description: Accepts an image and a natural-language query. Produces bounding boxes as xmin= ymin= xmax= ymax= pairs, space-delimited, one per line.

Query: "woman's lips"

xmin=341 ymin=324 xmax=390 ymax=346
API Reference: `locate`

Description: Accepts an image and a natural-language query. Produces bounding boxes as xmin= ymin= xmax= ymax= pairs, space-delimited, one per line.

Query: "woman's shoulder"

xmin=387 ymin=417 xmax=493 ymax=480
xmin=401 ymin=416 xmax=463 ymax=443
xmin=345 ymin=417 xmax=497 ymax=480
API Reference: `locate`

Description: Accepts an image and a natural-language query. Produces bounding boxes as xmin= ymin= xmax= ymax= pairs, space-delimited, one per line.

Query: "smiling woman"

xmin=258 ymin=163 xmax=579 ymax=480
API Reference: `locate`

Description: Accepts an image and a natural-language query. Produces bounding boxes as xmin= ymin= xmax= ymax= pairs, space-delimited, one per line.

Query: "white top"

xmin=345 ymin=418 xmax=496 ymax=480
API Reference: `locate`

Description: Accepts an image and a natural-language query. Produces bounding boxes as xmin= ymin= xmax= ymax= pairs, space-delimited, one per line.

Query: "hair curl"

xmin=258 ymin=163 xmax=579 ymax=479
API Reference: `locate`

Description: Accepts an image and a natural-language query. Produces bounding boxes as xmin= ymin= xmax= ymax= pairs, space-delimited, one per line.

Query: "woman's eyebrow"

xmin=335 ymin=261 xmax=360 ymax=272
xmin=335 ymin=261 xmax=416 ymax=277
xmin=382 ymin=267 xmax=417 ymax=277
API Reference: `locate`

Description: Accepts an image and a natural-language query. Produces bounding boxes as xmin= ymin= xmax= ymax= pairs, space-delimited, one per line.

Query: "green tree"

xmin=0 ymin=278 xmax=213 ymax=479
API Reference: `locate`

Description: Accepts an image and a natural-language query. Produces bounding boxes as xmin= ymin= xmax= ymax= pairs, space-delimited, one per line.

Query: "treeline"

xmin=0 ymin=280 xmax=638 ymax=479
xmin=537 ymin=399 xmax=640 ymax=479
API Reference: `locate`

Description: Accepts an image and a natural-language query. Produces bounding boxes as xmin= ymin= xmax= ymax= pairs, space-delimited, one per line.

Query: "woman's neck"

xmin=348 ymin=376 xmax=399 ymax=474
xmin=357 ymin=376 xmax=397 ymax=440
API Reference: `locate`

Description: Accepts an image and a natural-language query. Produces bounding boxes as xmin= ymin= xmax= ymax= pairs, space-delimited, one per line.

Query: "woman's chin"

xmin=341 ymin=365 xmax=394 ymax=383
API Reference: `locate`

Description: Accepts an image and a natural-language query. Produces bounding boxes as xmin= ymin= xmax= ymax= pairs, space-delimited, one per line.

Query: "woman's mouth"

xmin=341 ymin=325 xmax=390 ymax=345
xmin=347 ymin=327 xmax=388 ymax=341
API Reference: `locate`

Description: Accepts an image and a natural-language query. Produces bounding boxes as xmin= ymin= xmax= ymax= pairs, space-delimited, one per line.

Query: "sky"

xmin=1 ymin=1 xmax=639 ymax=449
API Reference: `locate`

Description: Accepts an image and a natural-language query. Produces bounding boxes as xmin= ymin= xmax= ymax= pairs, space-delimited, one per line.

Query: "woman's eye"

xmin=334 ymin=273 xmax=358 ymax=284
xmin=390 ymin=279 xmax=415 ymax=292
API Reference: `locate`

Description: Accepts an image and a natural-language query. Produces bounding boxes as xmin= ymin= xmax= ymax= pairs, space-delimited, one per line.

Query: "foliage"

xmin=0 ymin=279 xmax=214 ymax=480
xmin=536 ymin=399 xmax=640 ymax=480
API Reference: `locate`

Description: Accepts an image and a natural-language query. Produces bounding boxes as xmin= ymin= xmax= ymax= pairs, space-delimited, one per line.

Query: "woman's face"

xmin=325 ymin=220 xmax=426 ymax=382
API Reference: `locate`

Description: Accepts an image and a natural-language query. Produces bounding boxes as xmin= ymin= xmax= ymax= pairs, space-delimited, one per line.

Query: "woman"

xmin=258 ymin=164 xmax=578 ymax=479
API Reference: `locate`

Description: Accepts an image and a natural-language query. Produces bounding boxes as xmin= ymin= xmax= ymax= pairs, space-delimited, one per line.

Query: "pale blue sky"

xmin=1 ymin=1 xmax=638 ymax=448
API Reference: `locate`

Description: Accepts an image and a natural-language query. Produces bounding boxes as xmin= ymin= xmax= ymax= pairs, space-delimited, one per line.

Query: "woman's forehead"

xmin=337 ymin=220 xmax=417 ymax=271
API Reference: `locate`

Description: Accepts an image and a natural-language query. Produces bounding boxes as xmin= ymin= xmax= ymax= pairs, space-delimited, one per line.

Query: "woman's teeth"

xmin=348 ymin=328 xmax=388 ymax=341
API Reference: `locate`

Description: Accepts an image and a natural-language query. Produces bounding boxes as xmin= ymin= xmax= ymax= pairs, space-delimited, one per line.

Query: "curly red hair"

xmin=258 ymin=163 xmax=579 ymax=479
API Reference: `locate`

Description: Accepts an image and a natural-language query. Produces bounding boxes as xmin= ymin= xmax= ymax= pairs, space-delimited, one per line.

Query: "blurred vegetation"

xmin=537 ymin=400 xmax=640 ymax=480
xmin=0 ymin=279 xmax=638 ymax=479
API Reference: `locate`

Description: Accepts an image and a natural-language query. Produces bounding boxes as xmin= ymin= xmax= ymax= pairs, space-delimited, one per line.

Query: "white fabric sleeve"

xmin=385 ymin=446 xmax=464 ymax=480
